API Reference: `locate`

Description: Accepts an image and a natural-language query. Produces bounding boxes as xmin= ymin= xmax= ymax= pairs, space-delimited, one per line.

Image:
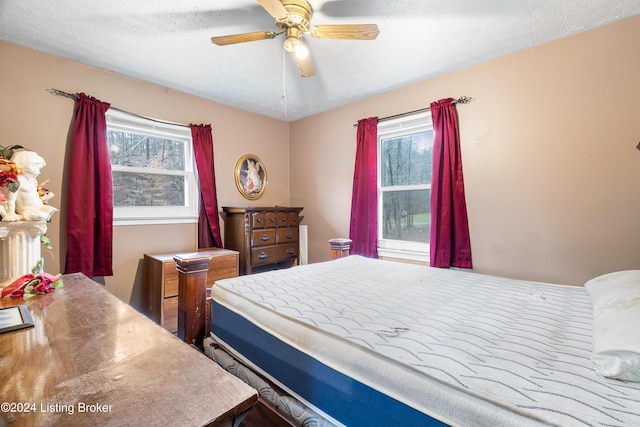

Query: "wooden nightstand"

xmin=142 ymin=248 xmax=238 ymax=333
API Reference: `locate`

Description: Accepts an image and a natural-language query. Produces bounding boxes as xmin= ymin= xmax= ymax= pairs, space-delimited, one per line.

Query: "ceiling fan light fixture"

xmin=211 ymin=0 xmax=379 ymax=79
xmin=284 ymin=35 xmax=308 ymax=59
xmin=283 ymin=25 xmax=306 ymax=54
xmin=293 ymin=42 xmax=309 ymax=59
xmin=283 ymin=35 xmax=299 ymax=52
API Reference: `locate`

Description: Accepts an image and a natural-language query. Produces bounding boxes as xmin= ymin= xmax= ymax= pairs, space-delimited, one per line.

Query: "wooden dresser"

xmin=142 ymin=248 xmax=238 ymax=333
xmin=0 ymin=273 xmax=257 ymax=427
xmin=222 ymin=206 xmax=303 ymax=275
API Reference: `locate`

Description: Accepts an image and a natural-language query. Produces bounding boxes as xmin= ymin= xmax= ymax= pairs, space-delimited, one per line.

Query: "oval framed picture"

xmin=234 ymin=154 xmax=267 ymax=200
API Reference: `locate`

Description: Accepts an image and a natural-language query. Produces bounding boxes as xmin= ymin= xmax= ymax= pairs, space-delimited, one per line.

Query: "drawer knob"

xmin=284 ymin=232 xmax=293 ymax=239
xmin=259 ymin=251 xmax=268 ymax=259
xmin=287 ymin=248 xmax=294 ymax=255
xmin=261 ymin=234 xmax=270 ymax=241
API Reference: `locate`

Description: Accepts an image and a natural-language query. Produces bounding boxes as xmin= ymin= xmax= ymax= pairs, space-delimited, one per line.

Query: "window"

xmin=377 ymin=112 xmax=433 ymax=260
xmin=106 ymin=110 xmax=198 ymax=225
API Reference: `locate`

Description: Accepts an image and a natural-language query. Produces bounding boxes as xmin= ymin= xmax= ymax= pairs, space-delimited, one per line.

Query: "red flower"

xmin=0 ymin=170 xmax=18 ymax=188
xmin=33 ymin=280 xmax=52 ymax=293
xmin=1 ymin=273 xmax=61 ymax=299
xmin=1 ymin=274 xmax=35 ymax=299
xmin=0 ymin=170 xmax=19 ymax=201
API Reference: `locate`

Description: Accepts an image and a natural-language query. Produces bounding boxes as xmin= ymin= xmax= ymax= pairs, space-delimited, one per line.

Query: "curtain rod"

xmin=47 ymin=88 xmax=192 ymax=129
xmin=352 ymin=96 xmax=473 ymax=127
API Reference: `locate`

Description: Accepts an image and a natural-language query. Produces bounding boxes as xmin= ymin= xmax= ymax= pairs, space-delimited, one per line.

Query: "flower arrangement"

xmin=1 ymin=259 xmax=63 ymax=299
xmin=0 ymin=144 xmax=57 ymax=222
xmin=0 ymin=144 xmax=62 ymax=298
xmin=0 ymin=144 xmax=22 ymax=202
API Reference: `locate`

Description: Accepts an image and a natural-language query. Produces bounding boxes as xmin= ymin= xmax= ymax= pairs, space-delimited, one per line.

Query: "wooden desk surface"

xmin=0 ymin=273 xmax=257 ymax=426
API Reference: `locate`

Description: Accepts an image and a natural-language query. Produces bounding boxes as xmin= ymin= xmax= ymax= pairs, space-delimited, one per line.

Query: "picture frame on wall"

xmin=234 ymin=154 xmax=267 ymax=200
xmin=0 ymin=305 xmax=34 ymax=334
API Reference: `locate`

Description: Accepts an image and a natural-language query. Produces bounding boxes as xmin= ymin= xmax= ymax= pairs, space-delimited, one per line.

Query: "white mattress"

xmin=211 ymin=256 xmax=640 ymax=426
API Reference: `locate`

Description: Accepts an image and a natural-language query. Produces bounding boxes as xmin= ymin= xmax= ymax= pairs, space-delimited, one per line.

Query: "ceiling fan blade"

xmin=257 ymin=0 xmax=288 ymax=20
xmin=294 ymin=53 xmax=315 ymax=78
xmin=211 ymin=31 xmax=277 ymax=46
xmin=311 ymin=24 xmax=380 ymax=40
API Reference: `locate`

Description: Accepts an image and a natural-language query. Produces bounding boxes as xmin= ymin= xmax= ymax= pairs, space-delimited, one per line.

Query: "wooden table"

xmin=0 ymin=273 xmax=257 ymax=426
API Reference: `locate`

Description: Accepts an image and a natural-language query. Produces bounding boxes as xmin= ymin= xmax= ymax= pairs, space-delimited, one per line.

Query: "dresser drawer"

xmin=251 ymin=244 xmax=298 ymax=266
xmin=251 ymin=212 xmax=265 ymax=229
xmin=277 ymin=227 xmax=298 ymax=244
xmin=288 ymin=212 xmax=299 ymax=226
xmin=264 ymin=212 xmax=277 ymax=228
xmin=277 ymin=212 xmax=289 ymax=226
xmin=251 ymin=229 xmax=277 ymax=247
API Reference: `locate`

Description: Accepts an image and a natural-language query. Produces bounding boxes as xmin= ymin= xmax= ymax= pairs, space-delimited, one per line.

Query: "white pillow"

xmin=585 ymin=270 xmax=640 ymax=382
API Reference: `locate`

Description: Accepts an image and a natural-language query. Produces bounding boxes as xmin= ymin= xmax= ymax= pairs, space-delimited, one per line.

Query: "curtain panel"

xmin=429 ymin=98 xmax=472 ymax=268
xmin=349 ymin=117 xmax=378 ymax=258
xmin=190 ymin=124 xmax=223 ymax=248
xmin=64 ymin=93 xmax=113 ymax=277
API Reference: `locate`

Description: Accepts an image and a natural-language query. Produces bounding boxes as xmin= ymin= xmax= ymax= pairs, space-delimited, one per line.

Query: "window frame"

xmin=106 ymin=109 xmax=199 ymax=226
xmin=377 ymin=111 xmax=433 ymax=261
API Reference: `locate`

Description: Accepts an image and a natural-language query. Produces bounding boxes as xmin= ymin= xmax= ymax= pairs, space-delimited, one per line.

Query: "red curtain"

xmin=430 ymin=98 xmax=472 ymax=268
xmin=64 ymin=93 xmax=113 ymax=277
xmin=349 ymin=117 xmax=378 ymax=258
xmin=190 ymin=124 xmax=223 ymax=248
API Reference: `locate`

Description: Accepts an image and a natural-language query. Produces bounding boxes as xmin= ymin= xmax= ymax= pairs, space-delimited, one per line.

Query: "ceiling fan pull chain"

xmin=281 ymin=49 xmax=288 ymax=117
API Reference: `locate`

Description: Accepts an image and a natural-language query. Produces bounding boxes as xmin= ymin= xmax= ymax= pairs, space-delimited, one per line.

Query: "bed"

xmin=198 ymin=256 xmax=640 ymax=426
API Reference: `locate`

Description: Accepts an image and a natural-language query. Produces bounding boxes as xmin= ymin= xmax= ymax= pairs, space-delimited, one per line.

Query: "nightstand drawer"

xmin=143 ymin=248 xmax=239 ymax=333
xmin=162 ymin=296 xmax=178 ymax=334
xmin=251 ymin=244 xmax=298 ymax=266
xmin=163 ymin=264 xmax=179 ymax=298
xmin=208 ymin=255 xmax=238 ymax=282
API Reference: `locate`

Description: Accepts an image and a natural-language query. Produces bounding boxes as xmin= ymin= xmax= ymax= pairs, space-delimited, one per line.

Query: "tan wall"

xmin=3 ymin=14 xmax=640 ymax=306
xmin=0 ymin=41 xmax=290 ymax=308
xmin=290 ymin=15 xmax=640 ymax=286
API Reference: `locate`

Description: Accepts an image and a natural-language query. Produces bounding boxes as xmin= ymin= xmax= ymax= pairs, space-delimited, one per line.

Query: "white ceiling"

xmin=1 ymin=1 xmax=639 ymax=121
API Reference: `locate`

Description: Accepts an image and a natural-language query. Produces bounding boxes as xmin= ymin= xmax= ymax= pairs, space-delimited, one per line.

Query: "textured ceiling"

xmin=1 ymin=1 xmax=639 ymax=121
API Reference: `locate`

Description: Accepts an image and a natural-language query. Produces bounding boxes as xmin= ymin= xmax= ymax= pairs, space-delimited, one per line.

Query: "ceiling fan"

xmin=211 ymin=0 xmax=380 ymax=78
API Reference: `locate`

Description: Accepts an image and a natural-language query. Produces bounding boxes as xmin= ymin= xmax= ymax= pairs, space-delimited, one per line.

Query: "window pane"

xmin=112 ymin=171 xmax=185 ymax=207
xmin=381 ymin=131 xmax=433 ymax=187
xmin=108 ymin=129 xmax=186 ymax=171
xmin=382 ymin=190 xmax=430 ymax=242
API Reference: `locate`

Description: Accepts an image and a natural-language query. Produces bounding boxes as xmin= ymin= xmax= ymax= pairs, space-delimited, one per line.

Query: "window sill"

xmin=114 ymin=217 xmax=198 ymax=226
xmin=377 ymin=247 xmax=429 ymax=263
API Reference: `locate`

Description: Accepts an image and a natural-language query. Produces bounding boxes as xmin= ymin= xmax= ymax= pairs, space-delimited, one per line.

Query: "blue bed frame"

xmin=211 ymin=300 xmax=448 ymax=427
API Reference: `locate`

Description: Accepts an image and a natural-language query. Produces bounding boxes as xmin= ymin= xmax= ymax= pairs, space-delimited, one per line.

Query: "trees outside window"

xmin=107 ymin=110 xmax=198 ymax=225
xmin=378 ymin=112 xmax=433 ymax=260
